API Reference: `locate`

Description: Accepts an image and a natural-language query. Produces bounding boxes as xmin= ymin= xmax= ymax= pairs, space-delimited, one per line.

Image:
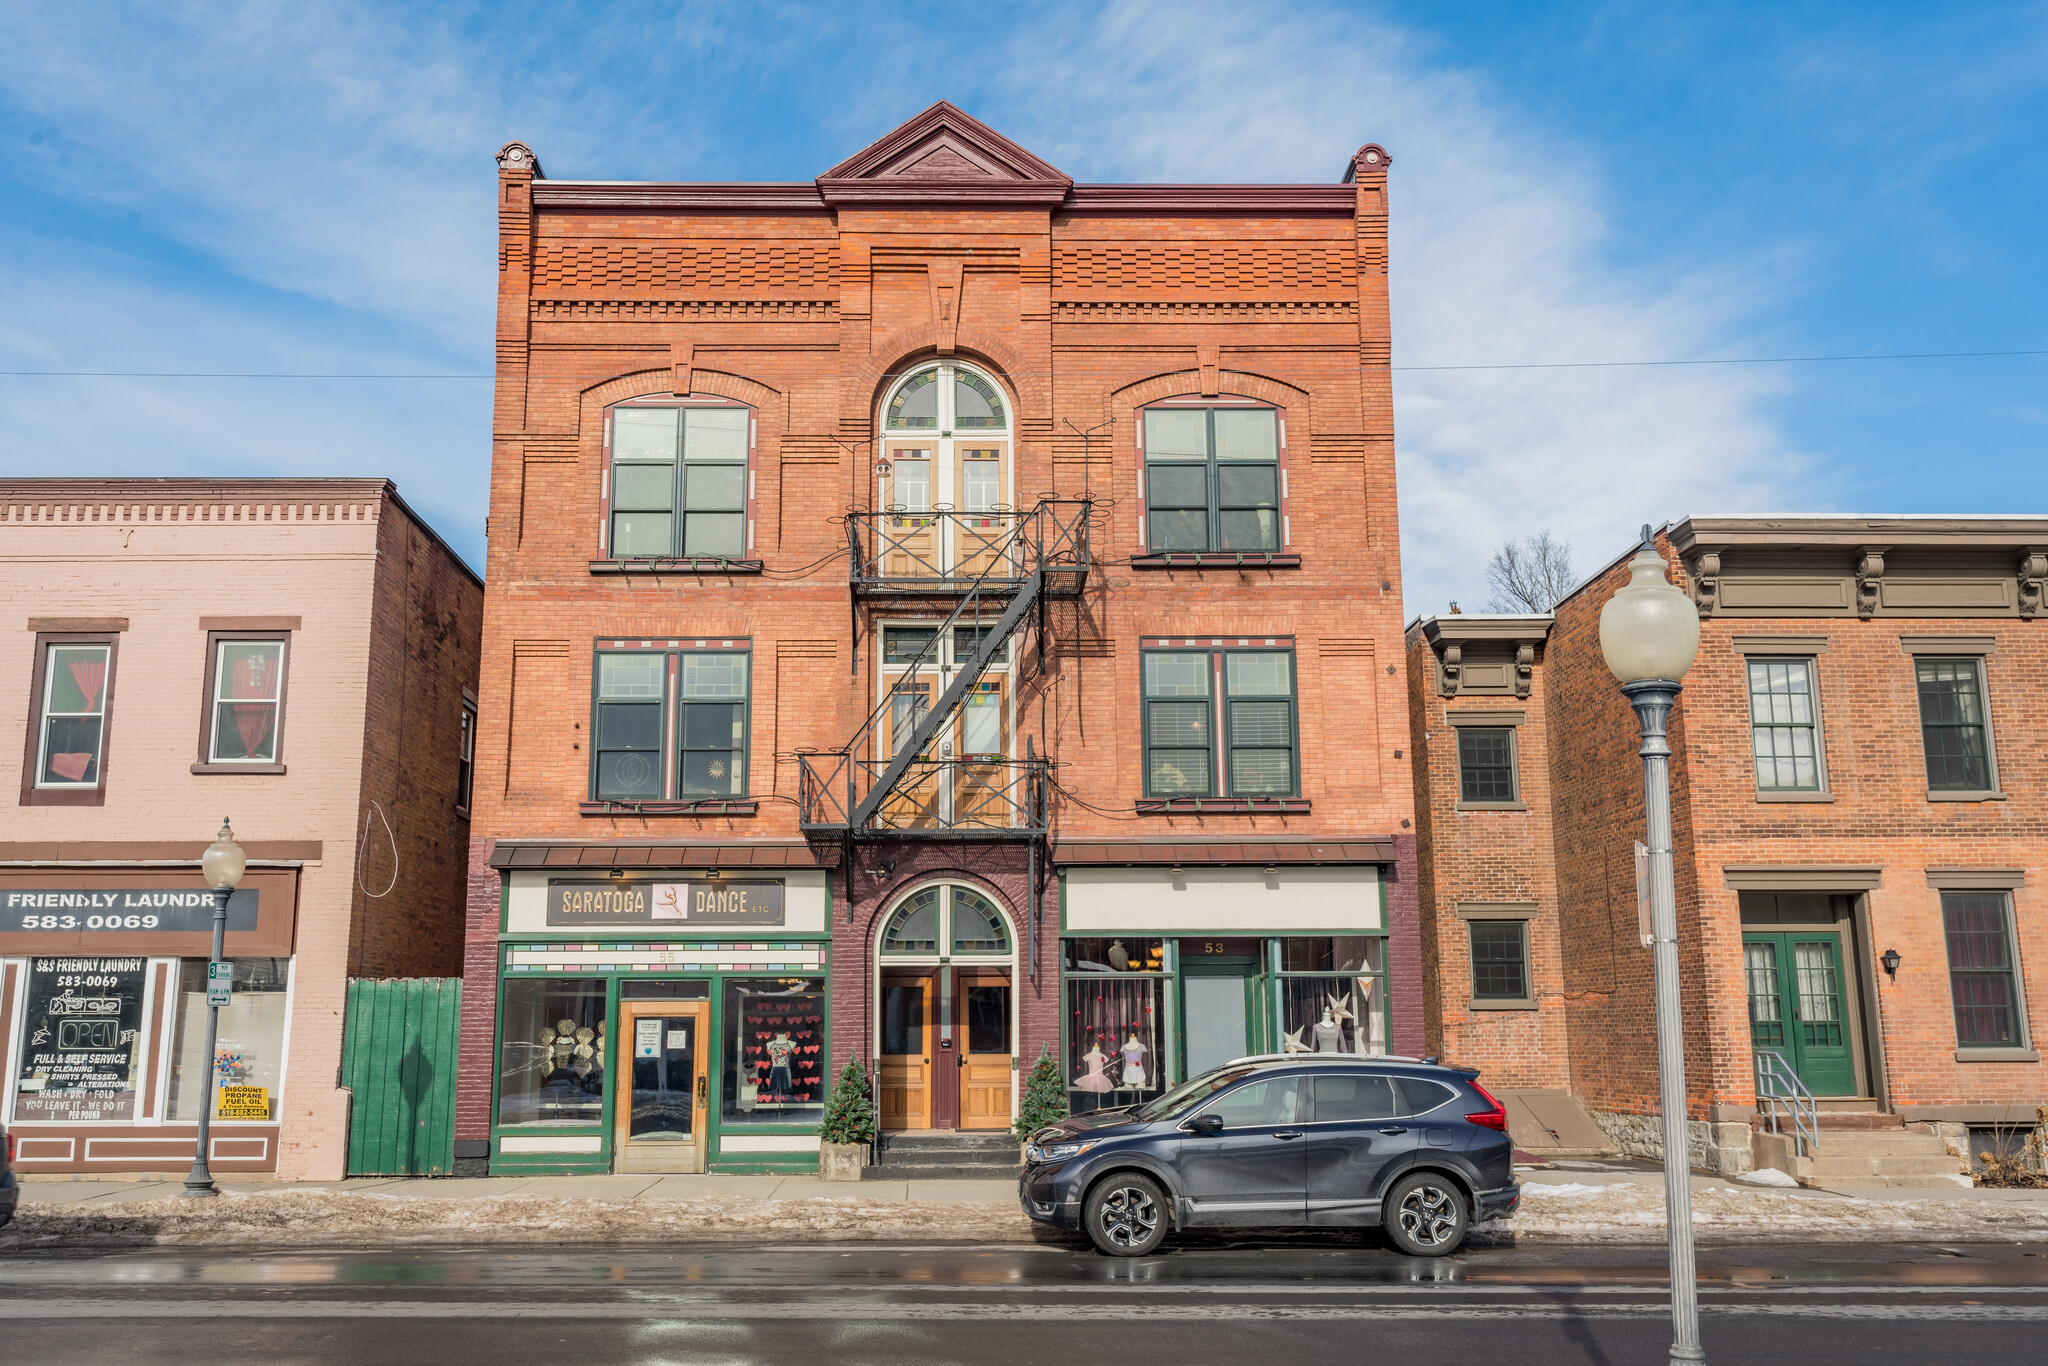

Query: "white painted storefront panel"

xmin=504 ymin=869 xmax=828 ymax=936
xmin=1063 ymin=866 xmax=1381 ymax=932
xmin=721 ymin=1134 xmax=822 ymax=1153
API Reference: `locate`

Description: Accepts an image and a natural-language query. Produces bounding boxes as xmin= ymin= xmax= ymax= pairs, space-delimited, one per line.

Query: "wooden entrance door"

xmin=880 ymin=443 xmax=937 ymax=579
xmin=1745 ymin=931 xmax=1857 ymax=1096
xmin=879 ymin=974 xmax=934 ymax=1130
xmin=878 ymin=676 xmax=942 ymax=828
xmin=613 ymin=1000 xmax=709 ymax=1173
xmin=956 ymin=969 xmax=1013 ymax=1131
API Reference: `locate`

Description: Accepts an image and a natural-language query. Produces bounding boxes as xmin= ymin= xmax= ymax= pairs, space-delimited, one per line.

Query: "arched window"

xmin=878 ymin=883 xmax=1012 ymax=957
xmin=885 ymin=364 xmax=1007 ymax=434
xmin=876 ymin=363 xmax=1012 ymax=540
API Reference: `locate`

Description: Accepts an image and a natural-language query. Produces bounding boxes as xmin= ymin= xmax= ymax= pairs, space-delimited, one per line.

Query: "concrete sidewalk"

xmin=1522 ymin=1158 xmax=2048 ymax=1203
xmin=17 ymin=1173 xmax=1020 ymax=1207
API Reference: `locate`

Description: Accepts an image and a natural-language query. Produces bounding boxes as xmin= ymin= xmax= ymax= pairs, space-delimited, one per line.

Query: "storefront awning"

xmin=1051 ymin=837 xmax=1395 ymax=867
xmin=488 ymin=841 xmax=840 ymax=870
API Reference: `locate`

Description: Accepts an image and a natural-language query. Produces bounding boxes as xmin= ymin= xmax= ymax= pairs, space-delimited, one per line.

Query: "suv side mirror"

xmin=1189 ymin=1114 xmax=1224 ymax=1135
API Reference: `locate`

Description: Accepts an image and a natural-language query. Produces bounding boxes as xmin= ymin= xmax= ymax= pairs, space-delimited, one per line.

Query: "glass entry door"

xmin=614 ymin=1000 xmax=710 ymax=1172
xmin=1182 ymin=972 xmax=1251 ymax=1080
xmin=1744 ymin=931 xmax=1856 ymax=1097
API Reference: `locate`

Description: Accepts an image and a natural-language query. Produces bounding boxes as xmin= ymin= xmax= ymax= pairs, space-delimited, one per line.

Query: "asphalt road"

xmin=4 ymin=1237 xmax=2047 ymax=1365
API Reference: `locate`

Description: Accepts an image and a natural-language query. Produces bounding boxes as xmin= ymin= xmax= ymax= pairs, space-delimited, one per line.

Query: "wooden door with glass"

xmin=613 ymin=1000 xmax=710 ymax=1173
xmin=1744 ymin=931 xmax=1856 ymax=1097
xmin=878 ymin=363 xmax=1012 ymax=582
xmin=878 ymin=972 xmax=934 ymax=1131
xmin=955 ymin=967 xmax=1013 ymax=1131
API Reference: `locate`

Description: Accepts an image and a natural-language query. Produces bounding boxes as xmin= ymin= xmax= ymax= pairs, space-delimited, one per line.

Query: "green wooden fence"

xmin=342 ymin=977 xmax=462 ymax=1176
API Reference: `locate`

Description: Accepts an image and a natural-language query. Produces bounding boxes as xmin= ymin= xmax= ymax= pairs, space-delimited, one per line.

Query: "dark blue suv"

xmin=1020 ymin=1056 xmax=1519 ymax=1257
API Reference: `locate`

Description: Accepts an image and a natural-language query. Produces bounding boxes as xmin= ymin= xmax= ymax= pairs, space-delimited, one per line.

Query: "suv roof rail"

xmin=1226 ymin=1053 xmax=1431 ymax=1067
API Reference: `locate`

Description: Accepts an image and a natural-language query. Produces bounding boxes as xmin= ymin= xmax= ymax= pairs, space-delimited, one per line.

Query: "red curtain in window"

xmin=226 ymin=648 xmax=277 ymax=757
xmin=68 ymin=656 xmax=106 ymax=709
xmin=233 ymin=703 xmax=275 ymax=756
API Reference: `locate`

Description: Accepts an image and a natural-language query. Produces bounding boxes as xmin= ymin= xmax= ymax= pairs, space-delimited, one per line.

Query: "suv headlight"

xmin=1026 ymin=1139 xmax=1098 ymax=1164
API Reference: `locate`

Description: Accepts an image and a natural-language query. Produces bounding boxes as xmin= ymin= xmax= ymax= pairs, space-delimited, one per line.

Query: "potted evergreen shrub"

xmin=1012 ymin=1045 xmax=1068 ymax=1160
xmin=817 ymin=1055 xmax=877 ymax=1181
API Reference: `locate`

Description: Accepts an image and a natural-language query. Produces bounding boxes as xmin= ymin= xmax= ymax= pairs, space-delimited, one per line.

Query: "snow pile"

xmin=1497 ymin=1181 xmax=2048 ymax=1244
xmin=0 ymin=1189 xmax=1038 ymax=1250
xmin=1734 ymin=1168 xmax=1801 ymax=1188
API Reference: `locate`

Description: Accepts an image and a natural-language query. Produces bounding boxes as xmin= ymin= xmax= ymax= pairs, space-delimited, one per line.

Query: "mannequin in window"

xmin=1120 ymin=1032 xmax=1148 ymax=1088
xmin=1074 ymin=1040 xmax=1114 ymax=1093
xmin=1313 ymin=1007 xmax=1345 ymax=1053
xmin=766 ymin=1032 xmax=795 ymax=1097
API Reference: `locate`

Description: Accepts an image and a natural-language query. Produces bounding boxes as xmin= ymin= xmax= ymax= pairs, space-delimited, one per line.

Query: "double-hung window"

xmin=1748 ymin=658 xmax=1823 ymax=792
xmin=1141 ymin=644 xmax=1297 ymax=798
xmin=1457 ymin=728 xmax=1517 ymax=803
xmin=1915 ymin=657 xmax=1994 ymax=792
xmin=1142 ymin=404 xmax=1283 ymax=553
xmin=198 ymin=636 xmax=289 ymax=767
xmin=590 ymin=643 xmax=751 ymax=805
xmin=607 ymin=402 xmax=752 ymax=561
xmin=1942 ymin=892 xmax=2024 ymax=1048
xmin=457 ymin=696 xmax=476 ymax=813
xmin=25 ymin=633 xmax=117 ymax=802
xmin=1469 ymin=921 xmax=1531 ymax=1002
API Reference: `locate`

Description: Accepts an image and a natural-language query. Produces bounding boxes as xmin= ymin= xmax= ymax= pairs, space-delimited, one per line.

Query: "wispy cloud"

xmin=0 ymin=0 xmax=1817 ymax=600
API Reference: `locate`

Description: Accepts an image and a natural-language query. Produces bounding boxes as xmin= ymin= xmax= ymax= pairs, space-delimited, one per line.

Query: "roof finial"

xmin=1640 ymin=523 xmax=1655 ymax=551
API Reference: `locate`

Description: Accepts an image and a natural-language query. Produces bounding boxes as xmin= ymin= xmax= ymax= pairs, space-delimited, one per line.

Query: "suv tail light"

xmin=4 ymin=1130 xmax=13 ymax=1164
xmin=1464 ymin=1080 xmax=1508 ymax=1131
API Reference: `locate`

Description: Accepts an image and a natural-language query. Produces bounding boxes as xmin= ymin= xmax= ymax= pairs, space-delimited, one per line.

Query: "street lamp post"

xmin=1598 ymin=527 xmax=1705 ymax=1365
xmin=182 ymin=818 xmax=247 ymax=1199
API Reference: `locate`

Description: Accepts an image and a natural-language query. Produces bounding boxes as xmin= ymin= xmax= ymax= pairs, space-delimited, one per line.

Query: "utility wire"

xmin=2 ymin=348 xmax=2045 ymax=381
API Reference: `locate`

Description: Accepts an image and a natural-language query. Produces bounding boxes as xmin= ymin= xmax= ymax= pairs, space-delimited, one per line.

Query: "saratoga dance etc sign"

xmin=547 ymin=879 xmax=784 ymax=928
xmin=1 ymin=888 xmax=258 ymax=936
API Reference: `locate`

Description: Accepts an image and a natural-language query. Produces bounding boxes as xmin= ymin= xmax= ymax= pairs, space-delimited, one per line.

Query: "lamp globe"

xmin=1599 ymin=528 xmax=1700 ymax=686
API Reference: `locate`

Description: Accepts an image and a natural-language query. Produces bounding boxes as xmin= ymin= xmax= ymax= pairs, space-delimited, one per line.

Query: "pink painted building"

xmin=1 ymin=479 xmax=481 ymax=1180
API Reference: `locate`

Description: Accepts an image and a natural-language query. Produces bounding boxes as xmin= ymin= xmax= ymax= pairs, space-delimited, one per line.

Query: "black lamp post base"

xmin=181 ymin=1162 xmax=219 ymax=1198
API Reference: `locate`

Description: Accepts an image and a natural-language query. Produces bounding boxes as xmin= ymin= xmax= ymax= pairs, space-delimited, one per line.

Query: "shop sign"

xmin=216 ymin=1085 xmax=270 ymax=1120
xmin=547 ymin=880 xmax=783 ymax=928
xmin=12 ymin=957 xmax=148 ymax=1122
xmin=1 ymin=889 xmax=258 ymax=936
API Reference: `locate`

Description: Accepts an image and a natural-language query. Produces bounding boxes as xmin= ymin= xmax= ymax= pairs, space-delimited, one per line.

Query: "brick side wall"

xmin=348 ymin=495 xmax=484 ymax=979
xmin=455 ymin=836 xmax=500 ymax=1143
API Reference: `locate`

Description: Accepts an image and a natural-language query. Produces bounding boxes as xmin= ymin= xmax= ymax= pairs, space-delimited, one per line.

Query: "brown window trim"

xmin=588 ymin=558 xmax=766 ymax=576
xmin=1133 ymin=796 xmax=1312 ymax=815
xmin=21 ymin=631 xmax=120 ymax=807
xmin=577 ymin=799 xmax=760 ymax=817
xmin=1128 ymin=551 xmax=1302 ymax=570
xmin=192 ymin=630 xmax=292 ymax=775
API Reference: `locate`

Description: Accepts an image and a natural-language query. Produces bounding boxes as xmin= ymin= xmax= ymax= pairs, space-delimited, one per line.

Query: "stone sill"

xmin=1134 ymin=797 xmax=1311 ymax=815
xmin=1756 ymin=790 xmax=1834 ymax=803
xmin=1928 ymin=789 xmax=2005 ymax=802
xmin=589 ymin=558 xmax=764 ymax=576
xmin=1954 ymin=1047 xmax=2039 ymax=1063
xmin=190 ymin=762 xmax=288 ymax=775
xmin=1129 ymin=552 xmax=1301 ymax=570
xmin=1456 ymin=801 xmax=1528 ymax=812
xmin=579 ymin=800 xmax=760 ymax=817
xmin=1468 ymin=999 xmax=1539 ymax=1011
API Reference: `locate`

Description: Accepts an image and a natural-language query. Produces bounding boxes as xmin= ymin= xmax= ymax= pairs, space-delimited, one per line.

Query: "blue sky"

xmin=0 ymin=1 xmax=2041 ymax=611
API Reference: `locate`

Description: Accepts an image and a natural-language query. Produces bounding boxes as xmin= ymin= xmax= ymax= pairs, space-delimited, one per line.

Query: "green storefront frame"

xmin=1056 ymin=876 xmax=1394 ymax=1110
xmin=489 ymin=947 xmax=832 ymax=1176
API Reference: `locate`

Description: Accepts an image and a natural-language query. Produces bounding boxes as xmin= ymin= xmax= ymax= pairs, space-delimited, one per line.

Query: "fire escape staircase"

xmin=797 ymin=499 xmax=1090 ymax=841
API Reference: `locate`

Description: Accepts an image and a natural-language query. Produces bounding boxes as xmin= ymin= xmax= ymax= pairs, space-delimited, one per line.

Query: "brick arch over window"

xmin=1108 ymin=369 xmax=1313 ymax=428
xmin=579 ymin=367 xmax=786 ymax=430
xmin=846 ymin=328 xmax=1043 ymax=441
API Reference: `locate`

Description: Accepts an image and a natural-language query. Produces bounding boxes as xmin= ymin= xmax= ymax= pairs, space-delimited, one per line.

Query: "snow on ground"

xmin=2 ymin=1182 xmax=2043 ymax=1250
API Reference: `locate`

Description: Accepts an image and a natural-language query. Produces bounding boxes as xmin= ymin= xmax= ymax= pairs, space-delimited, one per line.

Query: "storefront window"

xmin=168 ymin=958 xmax=290 ymax=1121
xmin=722 ymin=978 xmax=825 ymax=1125
xmin=1064 ymin=938 xmax=1168 ymax=1115
xmin=498 ymin=978 xmax=607 ymax=1126
xmin=1279 ymin=936 xmax=1387 ymax=1054
xmin=12 ymin=956 xmax=148 ymax=1122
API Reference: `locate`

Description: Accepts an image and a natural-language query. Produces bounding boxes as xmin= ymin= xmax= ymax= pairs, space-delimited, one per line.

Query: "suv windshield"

xmin=1134 ymin=1066 xmax=1257 ymax=1122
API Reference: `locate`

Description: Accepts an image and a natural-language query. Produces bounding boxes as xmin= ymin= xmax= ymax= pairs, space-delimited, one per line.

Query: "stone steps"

xmin=1756 ymin=1120 xmax=1973 ymax=1188
xmin=861 ymin=1129 xmax=1022 ymax=1180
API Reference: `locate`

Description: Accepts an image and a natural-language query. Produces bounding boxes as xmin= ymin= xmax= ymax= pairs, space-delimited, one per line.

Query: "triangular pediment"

xmin=818 ymin=101 xmax=1071 ymax=205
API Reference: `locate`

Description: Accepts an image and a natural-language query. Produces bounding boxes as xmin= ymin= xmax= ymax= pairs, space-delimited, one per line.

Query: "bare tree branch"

xmin=1485 ymin=529 xmax=1576 ymax=613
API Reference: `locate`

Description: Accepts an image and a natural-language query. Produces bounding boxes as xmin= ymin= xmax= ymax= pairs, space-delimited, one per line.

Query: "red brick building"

xmin=1410 ymin=517 xmax=2047 ymax=1178
xmin=457 ymin=105 xmax=1418 ymax=1176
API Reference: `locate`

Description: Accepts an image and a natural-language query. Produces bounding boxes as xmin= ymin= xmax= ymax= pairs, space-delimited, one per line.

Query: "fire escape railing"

xmin=799 ymin=499 xmax=1089 ymax=837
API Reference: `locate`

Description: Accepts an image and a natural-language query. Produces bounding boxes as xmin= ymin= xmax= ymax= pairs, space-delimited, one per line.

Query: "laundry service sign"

xmin=547 ymin=880 xmax=783 ymax=928
xmin=1 ymin=889 xmax=259 ymax=936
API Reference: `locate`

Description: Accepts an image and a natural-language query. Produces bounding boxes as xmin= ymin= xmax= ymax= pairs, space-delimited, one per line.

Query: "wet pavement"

xmin=4 ymin=1239 xmax=2048 ymax=1363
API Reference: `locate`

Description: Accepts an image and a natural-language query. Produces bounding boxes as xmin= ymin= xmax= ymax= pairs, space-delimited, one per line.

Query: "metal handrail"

xmin=847 ymin=499 xmax=1092 ymax=589
xmin=1754 ymin=1048 xmax=1820 ymax=1159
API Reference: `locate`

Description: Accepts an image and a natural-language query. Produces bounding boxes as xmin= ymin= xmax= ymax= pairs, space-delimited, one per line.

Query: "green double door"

xmin=1743 ymin=931 xmax=1856 ymax=1097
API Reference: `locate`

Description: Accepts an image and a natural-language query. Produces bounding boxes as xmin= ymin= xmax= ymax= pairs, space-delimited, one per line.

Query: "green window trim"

xmin=606 ymin=401 xmax=754 ymax=562
xmin=1141 ymin=646 xmax=1299 ymax=799
xmin=1141 ymin=404 xmax=1284 ymax=554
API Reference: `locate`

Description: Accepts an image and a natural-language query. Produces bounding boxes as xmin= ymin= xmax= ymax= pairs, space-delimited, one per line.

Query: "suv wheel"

xmin=1083 ymin=1172 xmax=1168 ymax=1257
xmin=1383 ymin=1172 xmax=1468 ymax=1257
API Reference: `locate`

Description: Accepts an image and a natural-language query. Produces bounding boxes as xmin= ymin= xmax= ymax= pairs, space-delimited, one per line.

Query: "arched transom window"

xmin=879 ymin=883 xmax=1012 ymax=957
xmin=877 ymin=363 xmax=1012 ymax=523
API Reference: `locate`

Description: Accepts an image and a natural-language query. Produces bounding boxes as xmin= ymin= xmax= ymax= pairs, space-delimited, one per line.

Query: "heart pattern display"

xmin=736 ymin=993 xmax=824 ymax=1105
